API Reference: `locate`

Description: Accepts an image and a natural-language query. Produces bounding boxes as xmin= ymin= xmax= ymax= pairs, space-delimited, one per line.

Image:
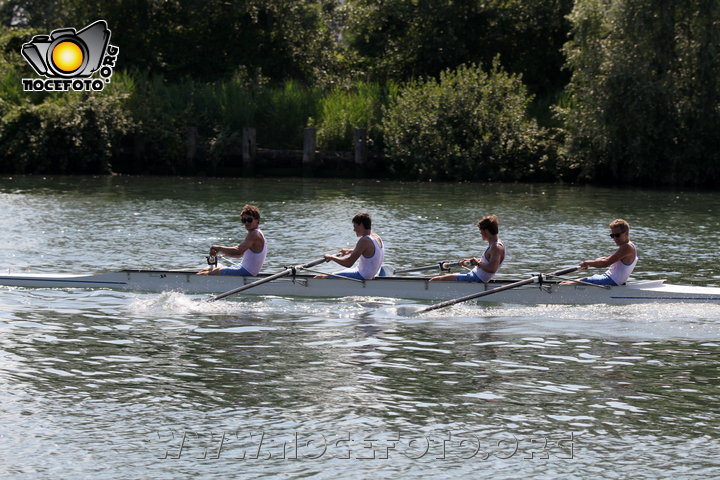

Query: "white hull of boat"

xmin=2 ymin=270 xmax=720 ymax=305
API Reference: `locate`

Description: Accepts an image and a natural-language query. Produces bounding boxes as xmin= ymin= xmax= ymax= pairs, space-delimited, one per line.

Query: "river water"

xmin=1 ymin=176 xmax=719 ymax=479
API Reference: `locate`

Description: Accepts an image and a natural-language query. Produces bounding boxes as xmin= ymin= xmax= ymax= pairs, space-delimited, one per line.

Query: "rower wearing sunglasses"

xmin=197 ymin=204 xmax=267 ymax=276
xmin=567 ymin=218 xmax=638 ymax=286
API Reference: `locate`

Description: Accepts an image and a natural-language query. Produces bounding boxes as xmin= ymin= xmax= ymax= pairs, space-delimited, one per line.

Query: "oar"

xmin=400 ymin=266 xmax=579 ymax=316
xmin=394 ymin=261 xmax=463 ymax=274
xmin=209 ymin=258 xmax=327 ymax=302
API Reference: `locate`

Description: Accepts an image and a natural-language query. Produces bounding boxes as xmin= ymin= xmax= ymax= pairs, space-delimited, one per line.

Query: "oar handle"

xmin=209 ymin=257 xmax=327 ymax=302
xmin=395 ymin=261 xmax=462 ymax=274
xmin=416 ymin=266 xmax=579 ymax=314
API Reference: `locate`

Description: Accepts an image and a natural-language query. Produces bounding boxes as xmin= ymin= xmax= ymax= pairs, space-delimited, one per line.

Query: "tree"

xmin=340 ymin=0 xmax=572 ymax=97
xmin=560 ymin=0 xmax=720 ymax=186
xmin=1 ymin=0 xmax=339 ymax=83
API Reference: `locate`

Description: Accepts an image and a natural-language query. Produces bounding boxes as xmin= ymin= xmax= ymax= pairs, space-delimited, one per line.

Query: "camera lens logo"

xmin=52 ymin=41 xmax=85 ymax=74
xmin=21 ymin=20 xmax=119 ymax=92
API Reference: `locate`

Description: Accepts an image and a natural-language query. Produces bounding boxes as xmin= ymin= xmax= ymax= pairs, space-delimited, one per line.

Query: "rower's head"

xmin=609 ymin=218 xmax=630 ymax=244
xmin=352 ymin=212 xmax=372 ymax=236
xmin=476 ymin=215 xmax=499 ymax=240
xmin=240 ymin=204 xmax=261 ymax=230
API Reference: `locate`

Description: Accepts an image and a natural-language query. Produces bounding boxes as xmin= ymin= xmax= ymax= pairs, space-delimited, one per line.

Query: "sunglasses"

xmin=609 ymin=232 xmax=624 ymax=238
xmin=241 ymin=217 xmax=254 ymax=224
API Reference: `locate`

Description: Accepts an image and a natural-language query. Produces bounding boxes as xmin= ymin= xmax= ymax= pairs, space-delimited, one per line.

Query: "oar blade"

xmin=396 ymin=305 xmax=425 ymax=317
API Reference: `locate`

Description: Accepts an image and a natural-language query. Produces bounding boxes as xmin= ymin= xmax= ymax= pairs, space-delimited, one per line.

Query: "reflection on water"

xmin=1 ymin=176 xmax=720 ymax=479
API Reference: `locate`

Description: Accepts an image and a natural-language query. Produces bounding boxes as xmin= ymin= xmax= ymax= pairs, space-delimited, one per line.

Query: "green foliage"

xmin=118 ymin=73 xmax=192 ymax=172
xmin=254 ymin=80 xmax=322 ymax=148
xmin=0 ymin=89 xmax=132 ymax=174
xmin=116 ymin=73 xmax=324 ymax=171
xmin=0 ymin=0 xmax=340 ymax=84
xmin=560 ymin=0 xmax=720 ymax=186
xmin=316 ymin=81 xmax=396 ymax=150
xmin=121 ymin=74 xmax=392 ymax=167
xmin=0 ymin=26 xmax=132 ymax=174
xmin=340 ymin=0 xmax=572 ymax=95
xmin=382 ymin=61 xmax=550 ymax=181
xmin=0 ymin=27 xmax=39 ymax=112
xmin=1 ymin=1 xmax=717 ymax=187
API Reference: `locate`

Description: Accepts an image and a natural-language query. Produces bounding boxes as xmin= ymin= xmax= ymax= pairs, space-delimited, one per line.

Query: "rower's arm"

xmin=581 ymin=244 xmax=633 ymax=269
xmin=212 ymin=231 xmax=260 ymax=257
xmin=325 ymin=238 xmax=369 ymax=267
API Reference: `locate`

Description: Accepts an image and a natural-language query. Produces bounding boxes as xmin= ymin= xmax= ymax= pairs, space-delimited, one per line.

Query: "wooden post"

xmin=303 ymin=127 xmax=316 ymax=165
xmin=185 ymin=126 xmax=198 ymax=163
xmin=354 ymin=128 xmax=367 ymax=165
xmin=242 ymin=127 xmax=256 ymax=168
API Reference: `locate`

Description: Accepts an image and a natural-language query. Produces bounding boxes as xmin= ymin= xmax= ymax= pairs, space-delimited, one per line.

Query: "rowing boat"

xmin=1 ymin=270 xmax=719 ymax=304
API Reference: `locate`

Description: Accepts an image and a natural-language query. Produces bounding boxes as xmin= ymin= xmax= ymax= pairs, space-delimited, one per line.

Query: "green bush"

xmin=0 ymin=88 xmax=132 ymax=174
xmin=0 ymin=26 xmax=132 ymax=174
xmin=382 ymin=60 xmax=550 ymax=181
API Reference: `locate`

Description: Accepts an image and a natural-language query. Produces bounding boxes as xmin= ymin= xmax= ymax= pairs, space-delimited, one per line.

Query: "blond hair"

xmin=609 ymin=218 xmax=629 ymax=232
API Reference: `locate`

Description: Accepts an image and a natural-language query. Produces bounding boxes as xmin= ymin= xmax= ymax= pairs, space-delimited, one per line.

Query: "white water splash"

xmin=127 ymin=291 xmax=251 ymax=316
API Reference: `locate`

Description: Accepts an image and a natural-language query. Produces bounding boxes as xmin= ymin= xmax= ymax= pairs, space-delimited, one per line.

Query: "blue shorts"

xmin=331 ymin=270 xmax=366 ymax=280
xmin=580 ymin=273 xmax=618 ymax=286
xmin=455 ymin=271 xmax=483 ymax=282
xmin=219 ymin=265 xmax=253 ymax=276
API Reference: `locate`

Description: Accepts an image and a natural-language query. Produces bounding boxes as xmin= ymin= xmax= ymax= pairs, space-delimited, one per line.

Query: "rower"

xmin=316 ymin=212 xmax=385 ymax=280
xmin=562 ymin=218 xmax=638 ymax=286
xmin=429 ymin=215 xmax=505 ymax=283
xmin=197 ymin=204 xmax=267 ymax=276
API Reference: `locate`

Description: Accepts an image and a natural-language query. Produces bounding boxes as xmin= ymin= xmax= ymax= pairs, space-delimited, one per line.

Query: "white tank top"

xmin=471 ymin=239 xmax=504 ymax=283
xmin=357 ymin=235 xmax=384 ymax=280
xmin=239 ymin=229 xmax=267 ymax=276
xmin=607 ymin=241 xmax=638 ymax=285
